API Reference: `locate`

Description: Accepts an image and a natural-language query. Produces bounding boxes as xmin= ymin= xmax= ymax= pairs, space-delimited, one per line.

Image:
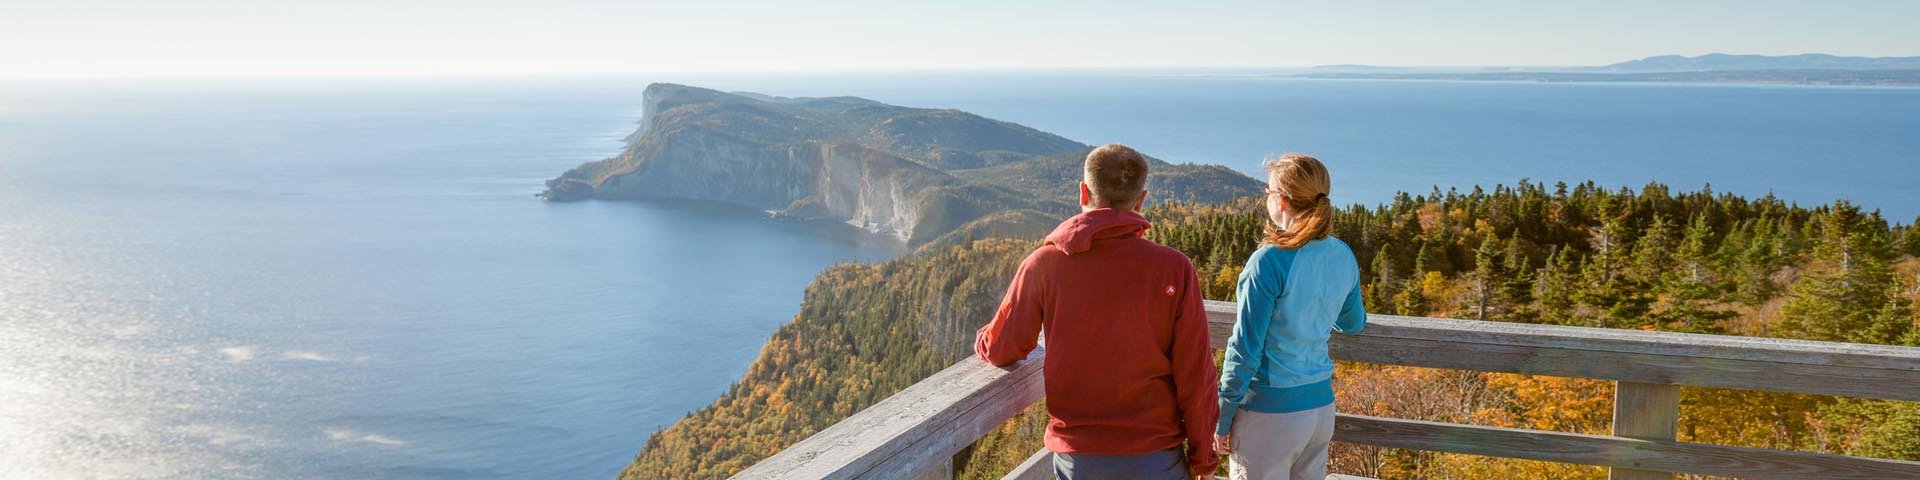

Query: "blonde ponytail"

xmin=1261 ymin=153 xmax=1334 ymax=249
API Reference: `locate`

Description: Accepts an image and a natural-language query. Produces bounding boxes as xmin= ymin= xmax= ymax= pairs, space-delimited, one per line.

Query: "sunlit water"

xmin=0 ymin=78 xmax=900 ymax=479
xmin=1 ymin=74 xmax=1914 ymax=479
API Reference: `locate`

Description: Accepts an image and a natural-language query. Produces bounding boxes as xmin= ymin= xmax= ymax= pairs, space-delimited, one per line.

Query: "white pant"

xmin=1226 ymin=404 xmax=1336 ymax=480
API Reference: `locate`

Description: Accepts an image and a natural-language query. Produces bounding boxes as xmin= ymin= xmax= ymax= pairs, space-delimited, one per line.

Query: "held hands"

xmin=1191 ymin=434 xmax=1230 ymax=479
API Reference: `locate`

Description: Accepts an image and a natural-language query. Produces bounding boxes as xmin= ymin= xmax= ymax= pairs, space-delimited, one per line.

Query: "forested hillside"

xmin=622 ymin=180 xmax=1919 ymax=479
xmin=620 ymin=238 xmax=1034 ymax=479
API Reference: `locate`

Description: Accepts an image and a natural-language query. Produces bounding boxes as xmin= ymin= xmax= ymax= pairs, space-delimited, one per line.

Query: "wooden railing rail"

xmin=736 ymin=300 xmax=1920 ymax=480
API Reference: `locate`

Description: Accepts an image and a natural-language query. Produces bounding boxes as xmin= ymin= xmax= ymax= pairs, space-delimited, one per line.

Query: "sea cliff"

xmin=542 ymin=83 xmax=1262 ymax=245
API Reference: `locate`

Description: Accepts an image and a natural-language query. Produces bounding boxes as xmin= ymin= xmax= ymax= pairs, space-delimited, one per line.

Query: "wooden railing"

xmin=732 ymin=300 xmax=1920 ymax=480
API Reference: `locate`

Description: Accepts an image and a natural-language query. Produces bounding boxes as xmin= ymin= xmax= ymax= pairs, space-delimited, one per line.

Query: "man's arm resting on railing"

xmin=976 ymin=251 xmax=1046 ymax=366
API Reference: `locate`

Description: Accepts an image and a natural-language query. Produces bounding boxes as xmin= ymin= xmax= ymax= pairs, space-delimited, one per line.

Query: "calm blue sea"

xmin=1 ymin=73 xmax=1915 ymax=480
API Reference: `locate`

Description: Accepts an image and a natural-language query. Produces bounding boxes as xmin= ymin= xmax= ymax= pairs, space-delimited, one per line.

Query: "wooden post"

xmin=1001 ymin=449 xmax=1053 ymax=480
xmin=1610 ymin=381 xmax=1681 ymax=480
xmin=914 ymin=455 xmax=953 ymax=480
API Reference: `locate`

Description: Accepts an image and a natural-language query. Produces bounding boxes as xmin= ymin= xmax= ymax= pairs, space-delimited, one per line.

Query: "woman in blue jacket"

xmin=1214 ymin=153 xmax=1367 ymax=480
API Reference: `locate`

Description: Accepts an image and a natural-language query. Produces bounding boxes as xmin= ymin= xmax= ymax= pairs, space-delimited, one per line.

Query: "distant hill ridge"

xmin=1295 ymin=53 xmax=1920 ymax=86
xmin=1601 ymin=53 xmax=1920 ymax=72
xmin=541 ymin=83 xmax=1261 ymax=246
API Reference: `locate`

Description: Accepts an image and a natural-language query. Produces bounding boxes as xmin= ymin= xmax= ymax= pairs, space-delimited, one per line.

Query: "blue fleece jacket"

xmin=1216 ymin=238 xmax=1368 ymax=435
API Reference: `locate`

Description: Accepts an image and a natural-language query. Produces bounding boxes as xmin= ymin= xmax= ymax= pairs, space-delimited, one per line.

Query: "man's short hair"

xmin=1084 ymin=144 xmax=1150 ymax=208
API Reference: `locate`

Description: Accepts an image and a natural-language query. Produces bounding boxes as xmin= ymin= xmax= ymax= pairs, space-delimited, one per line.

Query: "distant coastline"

xmin=1292 ymin=69 xmax=1920 ymax=87
xmin=1298 ymin=53 xmax=1920 ymax=87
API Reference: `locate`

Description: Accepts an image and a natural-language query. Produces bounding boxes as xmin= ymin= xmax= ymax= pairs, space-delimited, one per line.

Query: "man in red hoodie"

xmin=975 ymin=144 xmax=1219 ymax=480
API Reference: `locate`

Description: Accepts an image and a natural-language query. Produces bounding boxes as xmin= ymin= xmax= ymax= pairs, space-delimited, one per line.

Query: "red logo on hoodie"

xmin=1165 ymin=285 xmax=1177 ymax=297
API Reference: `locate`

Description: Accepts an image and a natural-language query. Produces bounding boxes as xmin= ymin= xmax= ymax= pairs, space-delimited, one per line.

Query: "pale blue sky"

xmin=2 ymin=0 xmax=1916 ymax=78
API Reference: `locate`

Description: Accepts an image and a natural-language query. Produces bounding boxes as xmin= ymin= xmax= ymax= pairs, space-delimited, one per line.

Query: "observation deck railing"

xmin=733 ymin=300 xmax=1920 ymax=480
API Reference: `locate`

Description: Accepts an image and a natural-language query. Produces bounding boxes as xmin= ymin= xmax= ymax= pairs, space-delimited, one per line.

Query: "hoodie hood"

xmin=1045 ymin=209 xmax=1152 ymax=255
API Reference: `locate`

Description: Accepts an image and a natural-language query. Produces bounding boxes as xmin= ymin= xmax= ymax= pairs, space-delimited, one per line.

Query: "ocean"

xmin=1 ymin=73 xmax=1914 ymax=479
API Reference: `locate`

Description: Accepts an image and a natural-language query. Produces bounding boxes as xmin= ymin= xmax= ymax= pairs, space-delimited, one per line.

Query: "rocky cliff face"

xmin=541 ymin=83 xmax=1262 ymax=245
xmin=559 ymin=127 xmax=944 ymax=242
xmin=590 ymin=128 xmax=810 ymax=208
xmin=802 ymin=144 xmax=927 ymax=241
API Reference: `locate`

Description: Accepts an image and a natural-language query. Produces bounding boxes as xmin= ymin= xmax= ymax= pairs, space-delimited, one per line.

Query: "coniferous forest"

xmin=621 ymin=181 xmax=1920 ymax=480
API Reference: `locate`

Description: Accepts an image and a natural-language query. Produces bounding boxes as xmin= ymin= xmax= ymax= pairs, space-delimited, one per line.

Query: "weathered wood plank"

xmin=1610 ymin=382 xmax=1681 ymax=480
xmin=1203 ymin=301 xmax=1920 ymax=369
xmin=1331 ymin=335 xmax=1920 ymax=401
xmin=913 ymin=457 xmax=952 ymax=480
xmin=731 ymin=348 xmax=1047 ymax=480
xmin=1000 ymin=448 xmax=1052 ymax=480
xmin=1332 ymin=413 xmax=1920 ymax=480
xmin=1201 ymin=301 xmax=1920 ymax=401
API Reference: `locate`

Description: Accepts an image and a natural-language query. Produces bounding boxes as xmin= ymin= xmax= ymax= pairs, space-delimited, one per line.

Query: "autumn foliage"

xmin=625 ymin=181 xmax=1920 ymax=479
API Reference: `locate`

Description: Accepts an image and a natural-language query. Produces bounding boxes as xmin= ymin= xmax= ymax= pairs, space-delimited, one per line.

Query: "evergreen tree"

xmin=1632 ymin=214 xmax=1679 ymax=284
xmin=1676 ymin=214 xmax=1717 ymax=285
xmin=1412 ymin=242 xmax=1430 ymax=281
xmin=1396 ymin=245 xmax=1433 ymax=316
xmin=1205 ymin=245 xmax=1236 ymax=299
xmin=1813 ymin=399 xmax=1920 ymax=461
xmin=1651 ymin=214 xmax=1734 ymax=332
xmin=1575 ymin=207 xmax=1654 ymax=328
xmin=1536 ymin=248 xmax=1580 ymax=325
xmin=1396 ymin=276 xmax=1431 ymax=317
xmin=1901 ymin=215 xmax=1920 ymax=258
xmin=1371 ymin=242 xmax=1399 ymax=308
xmin=1499 ymin=230 xmax=1538 ymax=322
xmin=1732 ymin=219 xmax=1785 ymax=305
xmin=1772 ymin=202 xmax=1905 ymax=343
xmin=1860 ymin=299 xmax=1918 ymax=348
xmin=1588 ymin=204 xmax=1634 ymax=285
xmin=1471 ymin=236 xmax=1502 ymax=320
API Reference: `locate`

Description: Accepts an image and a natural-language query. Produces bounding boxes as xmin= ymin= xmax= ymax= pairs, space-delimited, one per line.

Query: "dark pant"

xmin=1053 ymin=448 xmax=1189 ymax=480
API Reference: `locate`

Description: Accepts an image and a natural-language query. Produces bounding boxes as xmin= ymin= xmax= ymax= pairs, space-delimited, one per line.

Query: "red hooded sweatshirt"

xmin=974 ymin=208 xmax=1220 ymax=475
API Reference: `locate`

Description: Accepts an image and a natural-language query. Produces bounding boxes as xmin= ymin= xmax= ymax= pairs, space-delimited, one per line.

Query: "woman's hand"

xmin=1213 ymin=433 xmax=1232 ymax=454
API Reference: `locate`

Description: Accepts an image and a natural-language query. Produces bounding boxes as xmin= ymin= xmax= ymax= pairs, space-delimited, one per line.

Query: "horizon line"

xmin=0 ymin=64 xmax=1526 ymax=82
xmin=7 ymin=51 xmax=1919 ymax=82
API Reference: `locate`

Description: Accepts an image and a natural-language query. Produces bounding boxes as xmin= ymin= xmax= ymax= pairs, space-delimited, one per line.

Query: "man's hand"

xmin=1189 ymin=454 xmax=1217 ymax=480
xmin=1213 ymin=433 xmax=1232 ymax=454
